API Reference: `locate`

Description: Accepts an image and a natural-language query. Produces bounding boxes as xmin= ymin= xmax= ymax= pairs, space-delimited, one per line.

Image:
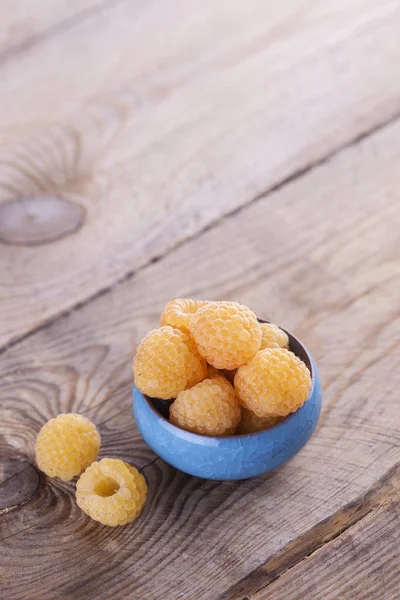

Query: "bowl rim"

xmin=134 ymin=319 xmax=317 ymax=442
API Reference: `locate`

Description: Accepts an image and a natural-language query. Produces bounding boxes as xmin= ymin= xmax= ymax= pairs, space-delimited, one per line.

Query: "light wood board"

xmin=251 ymin=502 xmax=400 ymax=600
xmin=0 ymin=0 xmax=108 ymax=59
xmin=2 ymin=0 xmax=400 ymax=349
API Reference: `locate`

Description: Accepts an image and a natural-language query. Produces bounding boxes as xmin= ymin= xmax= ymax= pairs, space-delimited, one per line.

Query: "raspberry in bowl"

xmin=132 ymin=300 xmax=321 ymax=480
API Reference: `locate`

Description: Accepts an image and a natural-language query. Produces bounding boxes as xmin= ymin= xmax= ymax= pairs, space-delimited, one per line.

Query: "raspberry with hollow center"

xmin=237 ymin=408 xmax=283 ymax=434
xmin=234 ymin=348 xmax=312 ymax=417
xmin=160 ymin=298 xmax=207 ymax=333
xmin=260 ymin=322 xmax=289 ymax=350
xmin=189 ymin=301 xmax=262 ymax=370
xmin=35 ymin=414 xmax=100 ymax=481
xmin=133 ymin=326 xmax=207 ymax=399
xmin=76 ymin=458 xmax=147 ymax=526
xmin=170 ymin=376 xmax=241 ymax=436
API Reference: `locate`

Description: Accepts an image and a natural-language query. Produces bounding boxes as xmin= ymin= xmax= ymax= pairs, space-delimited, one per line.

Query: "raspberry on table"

xmin=189 ymin=301 xmax=262 ymax=370
xmin=260 ymin=322 xmax=289 ymax=350
xmin=160 ymin=298 xmax=207 ymax=333
xmin=237 ymin=407 xmax=282 ymax=434
xmin=234 ymin=348 xmax=312 ymax=417
xmin=133 ymin=326 xmax=207 ymax=399
xmin=35 ymin=414 xmax=100 ymax=481
xmin=76 ymin=458 xmax=147 ymax=526
xmin=170 ymin=376 xmax=241 ymax=436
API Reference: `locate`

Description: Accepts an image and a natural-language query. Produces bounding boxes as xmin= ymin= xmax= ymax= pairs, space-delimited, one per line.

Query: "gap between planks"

xmin=1 ymin=106 xmax=400 ymax=358
xmin=224 ymin=464 xmax=400 ymax=600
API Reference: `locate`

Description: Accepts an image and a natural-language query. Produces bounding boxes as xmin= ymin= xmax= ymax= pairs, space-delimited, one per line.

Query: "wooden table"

xmin=1 ymin=2 xmax=399 ymax=599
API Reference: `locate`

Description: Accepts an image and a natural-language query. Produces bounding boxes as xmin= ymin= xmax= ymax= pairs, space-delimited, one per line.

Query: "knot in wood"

xmin=0 ymin=196 xmax=85 ymax=246
xmin=0 ymin=457 xmax=41 ymax=512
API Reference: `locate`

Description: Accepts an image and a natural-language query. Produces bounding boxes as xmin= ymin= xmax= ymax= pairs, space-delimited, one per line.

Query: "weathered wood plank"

xmin=1 ymin=114 xmax=400 ymax=599
xmin=0 ymin=0 xmax=109 ymax=59
xmin=222 ymin=467 xmax=399 ymax=599
xmin=6 ymin=0 xmax=400 ymax=136
xmin=251 ymin=502 xmax=400 ymax=600
xmin=2 ymin=0 xmax=400 ymax=347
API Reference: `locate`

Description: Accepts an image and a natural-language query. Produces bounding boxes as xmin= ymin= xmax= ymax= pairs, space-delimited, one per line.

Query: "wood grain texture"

xmin=223 ymin=467 xmax=399 ymax=599
xmin=251 ymin=501 xmax=400 ymax=600
xmin=0 ymin=196 xmax=85 ymax=246
xmin=2 ymin=0 xmax=400 ymax=347
xmin=0 ymin=0 xmax=111 ymax=59
xmin=0 ymin=458 xmax=40 ymax=512
xmin=1 ymin=114 xmax=400 ymax=599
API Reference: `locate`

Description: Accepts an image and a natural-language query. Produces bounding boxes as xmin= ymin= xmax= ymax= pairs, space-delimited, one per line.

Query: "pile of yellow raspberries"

xmin=133 ymin=299 xmax=311 ymax=437
xmin=33 ymin=298 xmax=311 ymax=528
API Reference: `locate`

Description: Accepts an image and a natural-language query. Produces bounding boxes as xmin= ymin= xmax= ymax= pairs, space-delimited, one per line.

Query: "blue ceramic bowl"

xmin=133 ymin=325 xmax=321 ymax=480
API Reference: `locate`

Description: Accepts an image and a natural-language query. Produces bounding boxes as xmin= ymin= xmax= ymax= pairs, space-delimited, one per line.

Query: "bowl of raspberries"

xmin=133 ymin=299 xmax=321 ymax=480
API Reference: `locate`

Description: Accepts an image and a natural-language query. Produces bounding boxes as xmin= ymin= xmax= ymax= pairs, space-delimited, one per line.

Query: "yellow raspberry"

xmin=260 ymin=322 xmax=289 ymax=350
xmin=189 ymin=301 xmax=262 ymax=370
xmin=237 ymin=408 xmax=282 ymax=434
xmin=234 ymin=348 xmax=312 ymax=417
xmin=170 ymin=376 xmax=241 ymax=436
xmin=35 ymin=414 xmax=100 ymax=481
xmin=133 ymin=326 xmax=207 ymax=399
xmin=160 ymin=298 xmax=207 ymax=333
xmin=76 ymin=458 xmax=147 ymax=526
xmin=206 ymin=366 xmax=237 ymax=397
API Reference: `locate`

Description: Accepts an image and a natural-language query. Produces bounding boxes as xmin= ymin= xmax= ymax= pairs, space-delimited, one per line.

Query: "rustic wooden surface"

xmin=0 ymin=2 xmax=399 ymax=599
xmin=252 ymin=502 xmax=400 ymax=600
